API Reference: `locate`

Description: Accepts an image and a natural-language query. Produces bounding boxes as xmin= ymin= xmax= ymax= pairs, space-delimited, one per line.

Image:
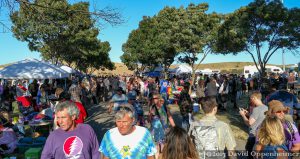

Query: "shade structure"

xmin=60 ymin=65 xmax=77 ymax=74
xmin=175 ymin=64 xmax=192 ymax=75
xmin=0 ymin=58 xmax=70 ymax=79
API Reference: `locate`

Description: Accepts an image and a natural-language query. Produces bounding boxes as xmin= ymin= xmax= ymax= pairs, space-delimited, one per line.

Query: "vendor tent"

xmin=60 ymin=65 xmax=77 ymax=74
xmin=0 ymin=58 xmax=70 ymax=79
xmin=175 ymin=64 xmax=192 ymax=75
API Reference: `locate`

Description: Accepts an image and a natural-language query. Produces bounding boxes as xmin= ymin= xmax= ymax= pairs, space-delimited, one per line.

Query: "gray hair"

xmin=55 ymin=101 xmax=79 ymax=119
xmin=115 ymin=103 xmax=135 ymax=121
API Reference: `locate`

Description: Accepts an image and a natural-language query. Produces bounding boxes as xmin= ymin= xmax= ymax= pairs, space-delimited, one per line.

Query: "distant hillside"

xmin=94 ymin=62 xmax=289 ymax=75
xmin=0 ymin=62 xmax=291 ymax=76
xmin=94 ymin=63 xmax=134 ymax=75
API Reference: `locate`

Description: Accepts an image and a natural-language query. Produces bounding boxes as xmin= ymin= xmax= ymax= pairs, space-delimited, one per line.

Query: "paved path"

xmin=85 ymin=101 xmax=246 ymax=150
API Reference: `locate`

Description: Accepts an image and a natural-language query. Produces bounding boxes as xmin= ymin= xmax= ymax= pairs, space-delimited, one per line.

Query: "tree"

xmin=174 ymin=3 xmax=222 ymax=91
xmin=214 ymin=0 xmax=300 ymax=78
xmin=10 ymin=0 xmax=114 ymax=72
xmin=121 ymin=12 xmax=179 ymax=77
xmin=1 ymin=0 xmax=123 ymax=28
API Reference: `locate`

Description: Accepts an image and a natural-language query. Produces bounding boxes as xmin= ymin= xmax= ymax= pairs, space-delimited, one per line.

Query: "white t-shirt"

xmin=99 ymin=126 xmax=157 ymax=159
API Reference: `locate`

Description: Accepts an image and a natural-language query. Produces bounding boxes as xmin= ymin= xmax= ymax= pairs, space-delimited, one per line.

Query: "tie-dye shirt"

xmin=99 ymin=126 xmax=156 ymax=159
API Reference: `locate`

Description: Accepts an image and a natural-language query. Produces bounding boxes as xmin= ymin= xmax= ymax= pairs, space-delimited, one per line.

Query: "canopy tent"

xmin=0 ymin=58 xmax=70 ymax=79
xmin=60 ymin=65 xmax=77 ymax=74
xmin=153 ymin=65 xmax=163 ymax=72
xmin=143 ymin=71 xmax=161 ymax=77
xmin=175 ymin=64 xmax=192 ymax=75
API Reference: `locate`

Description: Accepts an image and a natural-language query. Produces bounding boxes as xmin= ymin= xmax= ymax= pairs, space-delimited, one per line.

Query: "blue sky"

xmin=0 ymin=0 xmax=299 ymax=66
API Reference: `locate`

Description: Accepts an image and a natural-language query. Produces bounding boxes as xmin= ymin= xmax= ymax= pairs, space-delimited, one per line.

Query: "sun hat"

xmin=265 ymin=100 xmax=290 ymax=116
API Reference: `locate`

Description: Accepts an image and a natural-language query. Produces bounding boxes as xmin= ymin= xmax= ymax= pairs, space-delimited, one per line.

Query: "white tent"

xmin=175 ymin=64 xmax=192 ymax=75
xmin=60 ymin=65 xmax=77 ymax=74
xmin=0 ymin=58 xmax=70 ymax=79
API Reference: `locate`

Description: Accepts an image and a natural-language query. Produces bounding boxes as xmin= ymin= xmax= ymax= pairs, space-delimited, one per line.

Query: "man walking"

xmin=99 ymin=104 xmax=156 ymax=159
xmin=41 ymin=101 xmax=100 ymax=159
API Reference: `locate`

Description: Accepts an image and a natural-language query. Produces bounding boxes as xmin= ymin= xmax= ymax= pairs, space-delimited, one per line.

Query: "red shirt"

xmin=74 ymin=102 xmax=87 ymax=124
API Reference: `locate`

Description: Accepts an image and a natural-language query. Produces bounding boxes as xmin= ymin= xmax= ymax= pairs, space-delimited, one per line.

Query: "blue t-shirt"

xmin=99 ymin=126 xmax=156 ymax=159
xmin=159 ymin=80 xmax=168 ymax=94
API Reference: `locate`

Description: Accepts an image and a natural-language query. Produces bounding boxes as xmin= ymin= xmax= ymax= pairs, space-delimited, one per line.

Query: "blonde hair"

xmin=257 ymin=117 xmax=285 ymax=146
xmin=251 ymin=91 xmax=262 ymax=100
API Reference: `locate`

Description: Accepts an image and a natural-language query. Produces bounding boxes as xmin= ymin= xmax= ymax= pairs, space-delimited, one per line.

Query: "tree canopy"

xmin=10 ymin=0 xmax=115 ymax=73
xmin=122 ymin=3 xmax=221 ymax=81
xmin=214 ymin=0 xmax=300 ymax=77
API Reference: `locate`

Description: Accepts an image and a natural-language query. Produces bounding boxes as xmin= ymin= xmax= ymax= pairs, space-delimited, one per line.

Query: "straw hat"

xmin=265 ymin=100 xmax=289 ymax=116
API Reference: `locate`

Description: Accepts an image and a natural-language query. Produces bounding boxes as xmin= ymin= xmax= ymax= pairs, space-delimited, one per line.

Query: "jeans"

xmin=245 ymin=136 xmax=256 ymax=159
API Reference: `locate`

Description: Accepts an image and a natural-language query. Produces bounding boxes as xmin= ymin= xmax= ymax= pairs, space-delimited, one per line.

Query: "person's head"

xmin=32 ymin=79 xmax=37 ymax=84
xmin=250 ymin=91 xmax=262 ymax=106
xmin=198 ymin=79 xmax=205 ymax=87
xmin=183 ymin=82 xmax=190 ymax=90
xmin=156 ymin=95 xmax=165 ymax=107
xmin=152 ymin=92 xmax=160 ymax=105
xmin=116 ymin=87 xmax=123 ymax=95
xmin=115 ymin=104 xmax=136 ymax=135
xmin=55 ymin=101 xmax=79 ymax=132
xmin=161 ymin=126 xmax=199 ymax=159
xmin=55 ymin=87 xmax=64 ymax=98
xmin=257 ymin=116 xmax=285 ymax=146
xmin=200 ymin=96 xmax=218 ymax=114
xmin=265 ymin=100 xmax=289 ymax=120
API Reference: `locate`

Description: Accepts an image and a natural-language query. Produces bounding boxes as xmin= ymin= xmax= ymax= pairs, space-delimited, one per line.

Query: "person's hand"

xmin=108 ymin=106 xmax=113 ymax=114
xmin=239 ymin=108 xmax=248 ymax=116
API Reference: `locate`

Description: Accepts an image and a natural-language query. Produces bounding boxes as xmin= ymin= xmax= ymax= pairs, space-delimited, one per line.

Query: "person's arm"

xmin=87 ymin=125 xmax=100 ymax=159
xmin=147 ymin=156 xmax=155 ymax=159
xmin=290 ymin=123 xmax=300 ymax=152
xmin=239 ymin=108 xmax=256 ymax=126
xmin=293 ymin=95 xmax=300 ymax=118
xmin=41 ymin=133 xmax=54 ymax=159
xmin=166 ymin=109 xmax=175 ymax=127
xmin=102 ymin=154 xmax=109 ymax=159
xmin=99 ymin=132 xmax=111 ymax=159
xmin=108 ymin=99 xmax=114 ymax=113
xmin=254 ymin=144 xmax=264 ymax=159
xmin=291 ymin=143 xmax=300 ymax=153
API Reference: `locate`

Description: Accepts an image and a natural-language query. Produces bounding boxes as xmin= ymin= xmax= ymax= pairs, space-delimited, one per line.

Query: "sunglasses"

xmin=275 ymin=110 xmax=285 ymax=114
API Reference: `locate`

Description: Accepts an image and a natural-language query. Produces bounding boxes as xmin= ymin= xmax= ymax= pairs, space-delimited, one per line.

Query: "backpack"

xmin=189 ymin=121 xmax=220 ymax=159
xmin=260 ymin=144 xmax=290 ymax=159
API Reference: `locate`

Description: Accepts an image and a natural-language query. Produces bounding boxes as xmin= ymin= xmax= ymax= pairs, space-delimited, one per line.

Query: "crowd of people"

xmin=0 ymin=70 xmax=299 ymax=158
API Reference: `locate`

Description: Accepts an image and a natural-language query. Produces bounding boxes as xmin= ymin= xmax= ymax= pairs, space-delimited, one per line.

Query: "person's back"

xmin=206 ymin=81 xmax=218 ymax=97
xmin=255 ymin=117 xmax=290 ymax=159
xmin=189 ymin=96 xmax=236 ymax=158
xmin=178 ymin=89 xmax=192 ymax=116
xmin=190 ymin=115 xmax=236 ymax=153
